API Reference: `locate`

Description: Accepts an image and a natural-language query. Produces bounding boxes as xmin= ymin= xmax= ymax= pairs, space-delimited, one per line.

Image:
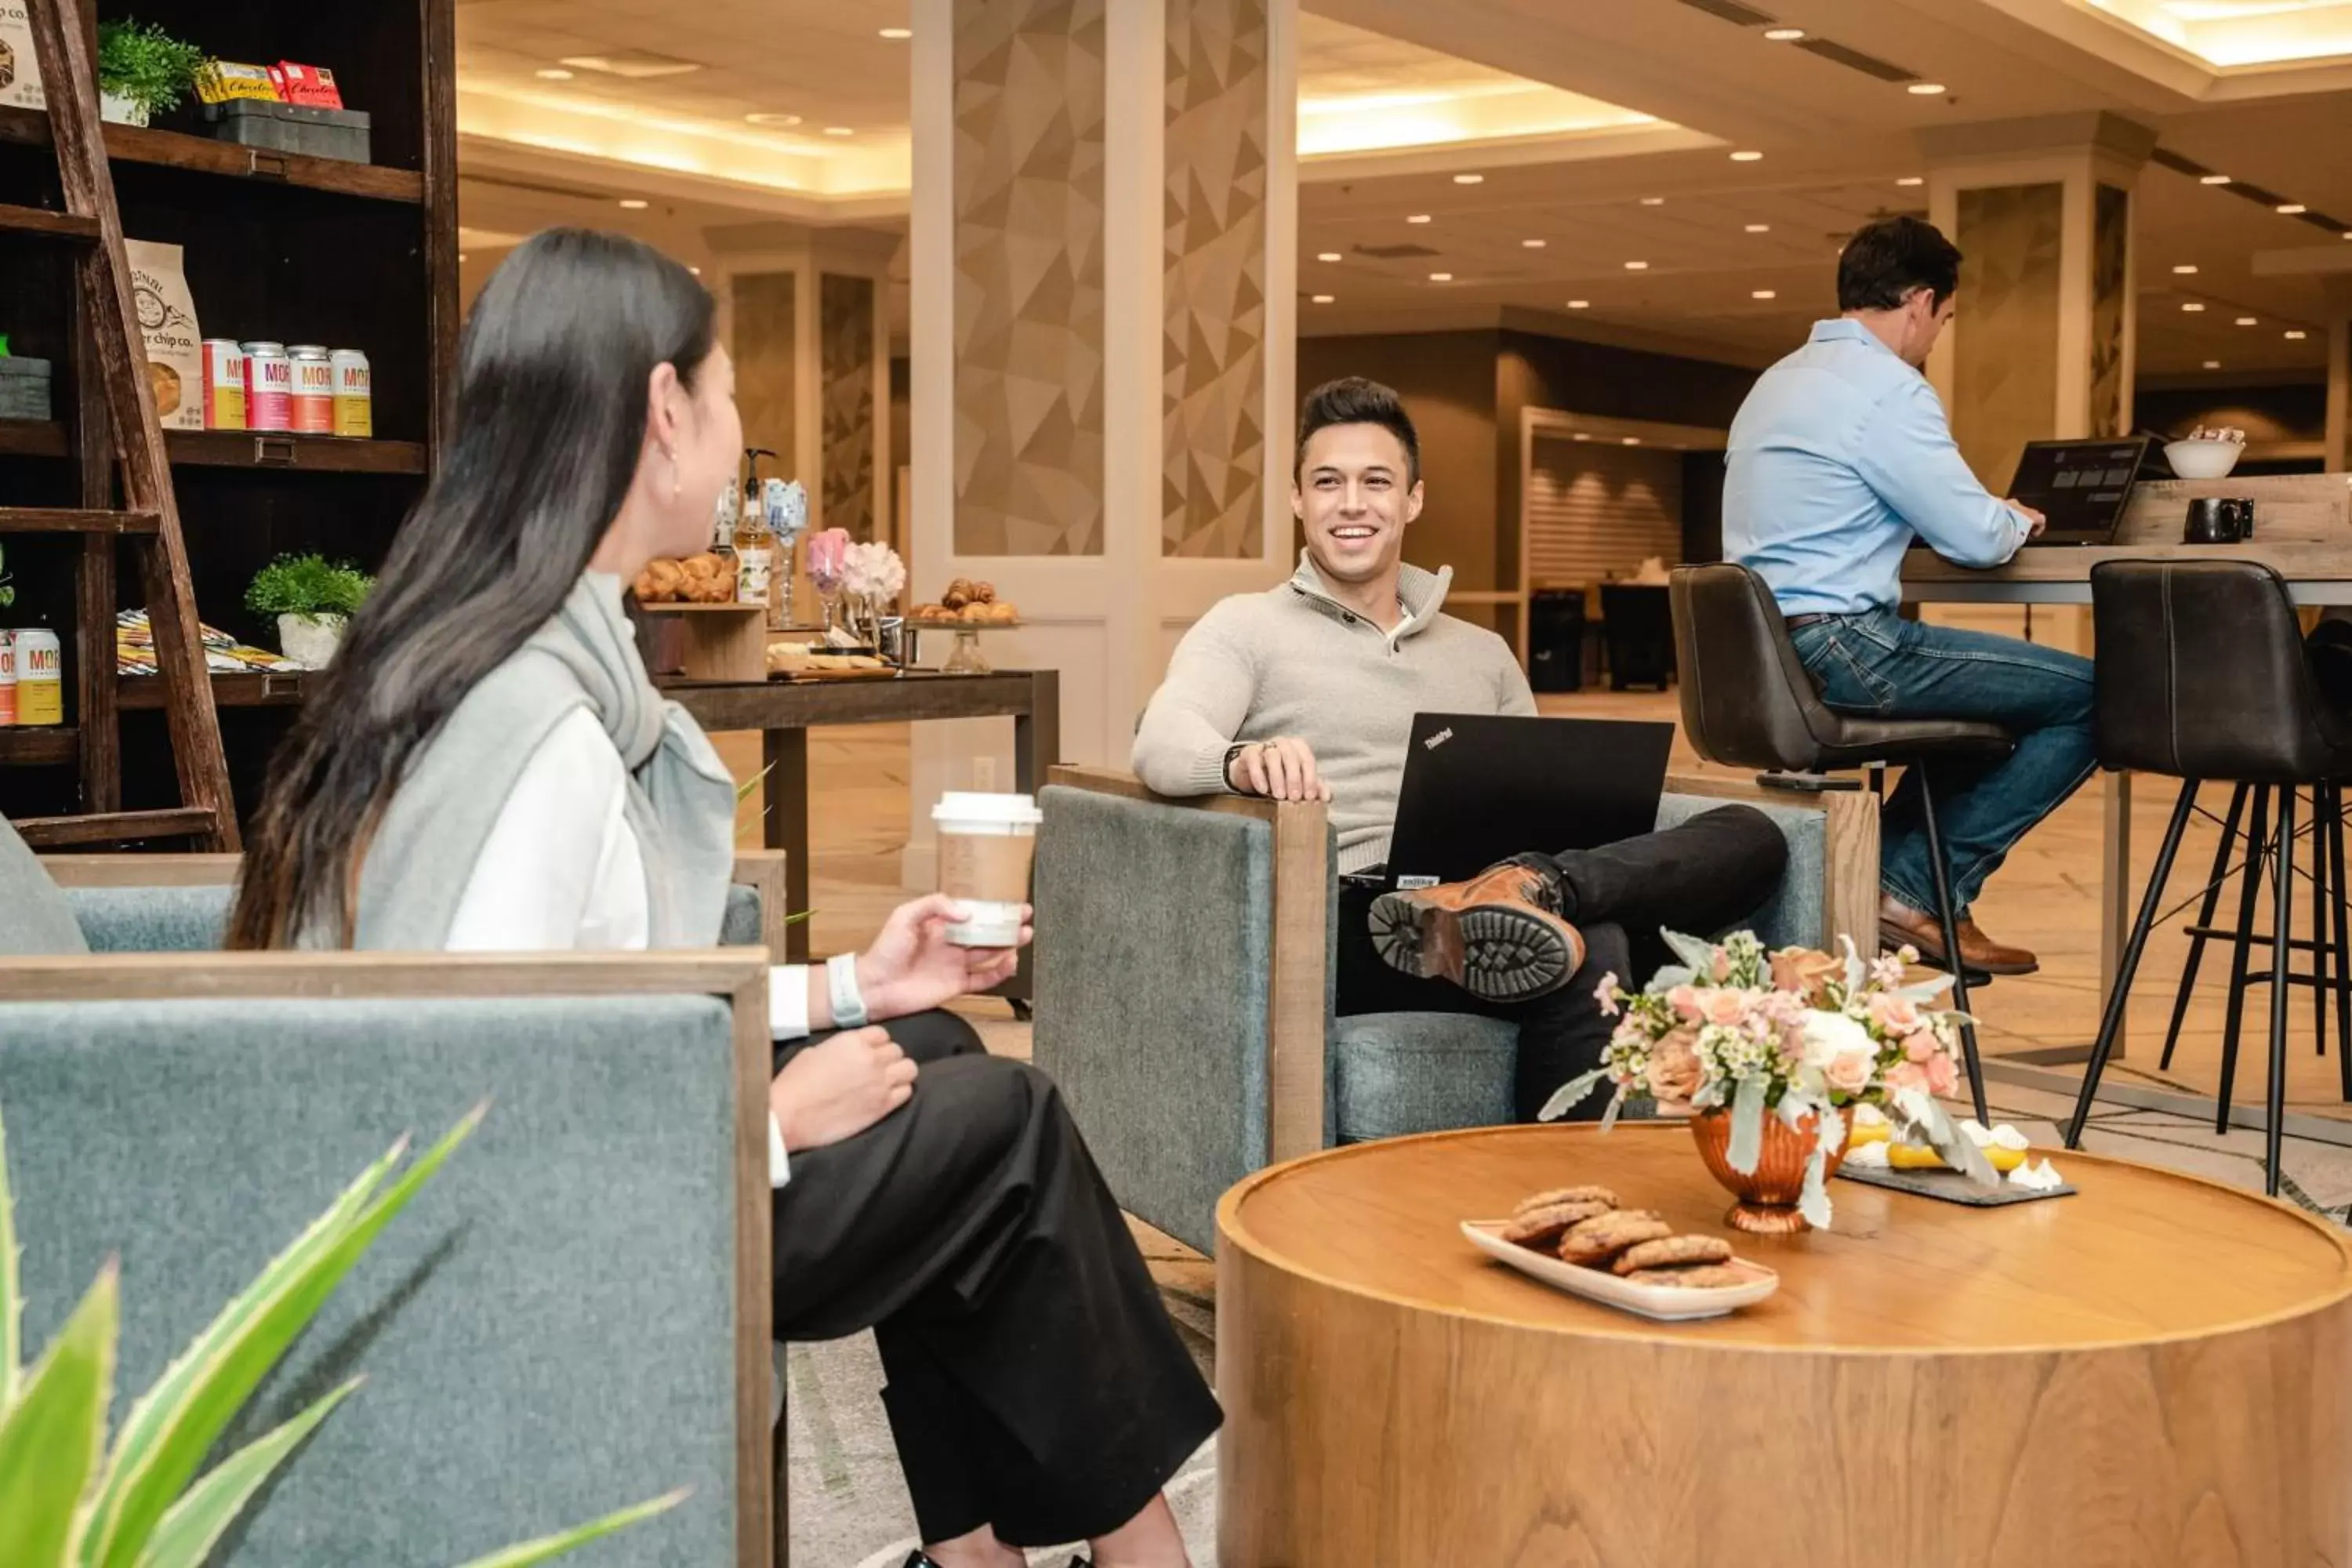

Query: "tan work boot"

xmin=1371 ymin=862 xmax=1587 ymax=1004
xmin=1878 ymin=894 xmax=2038 ymax=976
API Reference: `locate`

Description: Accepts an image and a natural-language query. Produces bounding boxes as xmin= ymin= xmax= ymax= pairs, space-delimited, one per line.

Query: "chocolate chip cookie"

xmin=1556 ymin=1210 xmax=1671 ymax=1265
xmin=1511 ymin=1185 xmax=1617 ymax=1216
xmin=1622 ymin=1263 xmax=1751 ymax=1290
xmin=1501 ymin=1199 xmax=1615 ymax=1247
xmin=1611 ymin=1235 xmax=1733 ymax=1276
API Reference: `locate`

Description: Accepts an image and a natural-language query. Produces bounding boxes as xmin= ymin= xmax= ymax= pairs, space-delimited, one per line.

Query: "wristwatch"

xmin=826 ymin=952 xmax=870 ymax=1029
xmin=1224 ymin=741 xmax=1257 ymax=793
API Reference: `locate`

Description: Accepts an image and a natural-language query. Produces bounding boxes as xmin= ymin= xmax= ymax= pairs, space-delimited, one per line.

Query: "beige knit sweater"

xmin=1132 ymin=554 xmax=1535 ymax=873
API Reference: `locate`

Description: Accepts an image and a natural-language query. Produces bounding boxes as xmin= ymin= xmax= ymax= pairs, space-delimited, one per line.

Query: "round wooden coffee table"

xmin=1216 ymin=1123 xmax=2352 ymax=1567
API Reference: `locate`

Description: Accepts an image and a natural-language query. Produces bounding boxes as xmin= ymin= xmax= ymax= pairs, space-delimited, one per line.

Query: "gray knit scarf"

xmin=339 ymin=572 xmax=737 ymax=950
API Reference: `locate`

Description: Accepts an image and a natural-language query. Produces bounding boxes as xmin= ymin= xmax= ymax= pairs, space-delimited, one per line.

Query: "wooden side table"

xmin=1217 ymin=1123 xmax=2352 ymax=1567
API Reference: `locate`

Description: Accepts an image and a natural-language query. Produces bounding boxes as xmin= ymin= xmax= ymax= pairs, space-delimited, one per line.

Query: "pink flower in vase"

xmin=1666 ymin=984 xmax=1704 ymax=1023
xmin=806 ymin=528 xmax=852 ymax=593
xmin=1825 ymin=1049 xmax=1875 ymax=1095
xmin=1868 ymin=993 xmax=1924 ymax=1036
xmin=1902 ymin=1029 xmax=1941 ymax=1063
xmin=1698 ymin=988 xmax=1753 ymax=1029
xmin=1885 ymin=1060 xmax=1929 ymax=1094
xmin=1924 ymin=1050 xmax=1960 ymax=1098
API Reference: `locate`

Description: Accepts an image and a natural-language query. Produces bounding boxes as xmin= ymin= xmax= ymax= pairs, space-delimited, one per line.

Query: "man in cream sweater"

xmin=1134 ymin=377 xmax=1785 ymax=1119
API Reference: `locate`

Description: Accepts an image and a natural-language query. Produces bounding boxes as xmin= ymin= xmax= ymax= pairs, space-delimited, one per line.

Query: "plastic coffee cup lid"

xmin=933 ymin=791 xmax=1042 ymax=826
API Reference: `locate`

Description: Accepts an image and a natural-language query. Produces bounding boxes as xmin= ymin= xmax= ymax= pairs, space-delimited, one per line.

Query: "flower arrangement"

xmin=804 ymin=528 xmax=851 ymax=596
xmin=840 ymin=539 xmax=906 ymax=604
xmin=1541 ymin=929 xmax=1995 ymax=1228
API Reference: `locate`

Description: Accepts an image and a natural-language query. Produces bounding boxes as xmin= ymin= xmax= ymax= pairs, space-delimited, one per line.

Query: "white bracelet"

xmin=826 ymin=953 xmax=870 ymax=1030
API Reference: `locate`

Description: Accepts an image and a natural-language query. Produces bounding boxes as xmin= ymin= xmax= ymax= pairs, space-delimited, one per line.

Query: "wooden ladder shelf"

xmin=2 ymin=0 xmax=235 ymax=851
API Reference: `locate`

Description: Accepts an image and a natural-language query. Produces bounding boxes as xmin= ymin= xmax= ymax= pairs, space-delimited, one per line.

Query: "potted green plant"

xmin=96 ymin=18 xmax=206 ymax=127
xmin=245 ymin=553 xmax=372 ymax=669
xmin=0 ymin=541 xmax=16 ymax=611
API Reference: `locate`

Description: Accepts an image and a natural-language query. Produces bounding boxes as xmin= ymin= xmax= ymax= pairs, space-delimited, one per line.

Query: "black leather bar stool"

xmin=1670 ymin=563 xmax=2015 ymax=1122
xmin=2063 ymin=560 xmax=2352 ymax=1196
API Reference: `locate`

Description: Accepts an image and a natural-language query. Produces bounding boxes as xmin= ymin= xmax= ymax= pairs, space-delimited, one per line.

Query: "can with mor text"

xmin=0 ymin=632 xmax=16 ymax=728
xmin=201 ymin=339 xmax=247 ymax=430
xmin=289 ymin=345 xmax=334 ymax=434
xmin=242 ymin=341 xmax=291 ymax=431
xmin=15 ymin=627 xmax=61 ymax=726
xmin=330 ymin=347 xmax=371 ymax=437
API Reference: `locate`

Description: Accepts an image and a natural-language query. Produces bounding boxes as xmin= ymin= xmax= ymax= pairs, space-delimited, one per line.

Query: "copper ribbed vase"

xmin=1690 ymin=1107 xmax=1848 ymax=1234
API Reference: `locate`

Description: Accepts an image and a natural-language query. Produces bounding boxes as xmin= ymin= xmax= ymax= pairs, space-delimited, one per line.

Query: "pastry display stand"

xmin=1218 ymin=1120 xmax=2352 ymax=1567
xmin=904 ymin=619 xmax=1025 ymax=675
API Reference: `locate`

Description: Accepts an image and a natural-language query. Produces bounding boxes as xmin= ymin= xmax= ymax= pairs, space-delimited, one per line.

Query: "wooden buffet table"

xmin=660 ymin=670 xmax=1060 ymax=976
xmin=1218 ymin=1122 xmax=2352 ymax=1567
xmin=1904 ymin=472 xmax=2352 ymax=1067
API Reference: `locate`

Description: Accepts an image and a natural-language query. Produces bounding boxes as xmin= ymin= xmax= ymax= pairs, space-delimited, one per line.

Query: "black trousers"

xmin=771 ymin=1011 xmax=1219 ymax=1547
xmin=1335 ymin=804 xmax=1789 ymax=1121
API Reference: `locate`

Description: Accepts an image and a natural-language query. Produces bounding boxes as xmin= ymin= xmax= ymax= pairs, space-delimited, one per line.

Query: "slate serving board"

xmin=1835 ymin=1163 xmax=2077 ymax=1207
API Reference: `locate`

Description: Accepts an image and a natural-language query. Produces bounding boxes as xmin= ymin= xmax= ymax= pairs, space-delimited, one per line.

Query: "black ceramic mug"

xmin=2220 ymin=496 xmax=2256 ymax=539
xmin=2184 ymin=496 xmax=2238 ymax=544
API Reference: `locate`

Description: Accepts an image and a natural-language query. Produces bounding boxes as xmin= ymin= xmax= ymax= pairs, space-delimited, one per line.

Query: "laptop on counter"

xmin=2004 ymin=435 xmax=2152 ymax=547
xmin=1348 ymin=714 xmax=1675 ymax=891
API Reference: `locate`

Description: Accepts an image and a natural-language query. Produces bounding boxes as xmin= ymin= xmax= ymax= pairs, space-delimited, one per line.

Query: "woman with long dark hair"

xmin=230 ymin=230 xmax=1214 ymax=1568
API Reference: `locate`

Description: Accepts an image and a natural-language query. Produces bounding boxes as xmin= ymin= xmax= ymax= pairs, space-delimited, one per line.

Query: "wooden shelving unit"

xmin=0 ymin=0 xmax=456 ymax=830
xmin=0 ymin=727 xmax=80 ymax=764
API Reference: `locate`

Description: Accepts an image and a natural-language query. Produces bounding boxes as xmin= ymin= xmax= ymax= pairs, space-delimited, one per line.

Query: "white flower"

xmin=840 ymin=541 xmax=907 ymax=601
xmin=1796 ymin=1008 xmax=1873 ymax=1070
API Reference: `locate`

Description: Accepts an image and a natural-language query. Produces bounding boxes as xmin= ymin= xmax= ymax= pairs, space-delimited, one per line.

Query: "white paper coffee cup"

xmin=932 ymin=791 xmax=1044 ymax=947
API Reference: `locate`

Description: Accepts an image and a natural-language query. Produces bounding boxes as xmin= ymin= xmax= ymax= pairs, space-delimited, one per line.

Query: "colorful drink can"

xmin=289 ymin=344 xmax=334 ymax=434
xmin=330 ymin=347 xmax=372 ymax=437
xmin=0 ymin=631 xmax=16 ymax=727
xmin=201 ymin=339 xmax=247 ymax=430
xmin=241 ymin=341 xmax=292 ymax=430
xmin=15 ymin=627 xmax=61 ymax=726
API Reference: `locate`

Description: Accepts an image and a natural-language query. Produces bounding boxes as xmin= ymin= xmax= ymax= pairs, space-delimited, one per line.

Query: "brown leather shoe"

xmin=1878 ymin=894 xmax=2038 ymax=976
xmin=1370 ymin=863 xmax=1586 ymax=1003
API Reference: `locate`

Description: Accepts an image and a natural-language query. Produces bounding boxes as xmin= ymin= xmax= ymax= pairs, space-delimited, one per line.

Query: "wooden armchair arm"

xmin=1664 ymin=770 xmax=1880 ymax=955
xmin=0 ymin=946 xmax=774 ymax=1566
xmin=1047 ymin=765 xmax=1332 ymax=1161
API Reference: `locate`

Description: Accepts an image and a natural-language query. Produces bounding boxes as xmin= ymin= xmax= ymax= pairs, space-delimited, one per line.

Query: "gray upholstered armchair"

xmin=1032 ymin=767 xmax=1878 ymax=1254
xmin=1 ymin=829 xmax=784 ymax=1567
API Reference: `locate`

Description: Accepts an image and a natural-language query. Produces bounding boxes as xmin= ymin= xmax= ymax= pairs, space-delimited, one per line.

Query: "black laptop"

xmin=1352 ymin=714 xmax=1675 ymax=891
xmin=2005 ymin=435 xmax=2151 ymax=546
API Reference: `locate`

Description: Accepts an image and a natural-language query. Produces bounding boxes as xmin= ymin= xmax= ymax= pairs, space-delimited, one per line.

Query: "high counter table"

xmin=1902 ymin=471 xmax=2352 ymax=1071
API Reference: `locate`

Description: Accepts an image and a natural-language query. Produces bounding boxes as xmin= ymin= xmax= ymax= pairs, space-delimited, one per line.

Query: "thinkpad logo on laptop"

xmin=1423 ymin=727 xmax=1454 ymax=750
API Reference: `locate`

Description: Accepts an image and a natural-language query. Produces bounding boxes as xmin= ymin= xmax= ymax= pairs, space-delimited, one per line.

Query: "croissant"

xmin=970 ymin=581 xmax=996 ymax=604
xmin=637 ymin=558 xmax=685 ymax=601
xmin=680 ymin=552 xmax=725 ymax=579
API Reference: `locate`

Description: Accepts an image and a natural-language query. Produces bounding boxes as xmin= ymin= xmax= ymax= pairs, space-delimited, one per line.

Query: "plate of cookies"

xmin=1461 ymin=1186 xmax=1780 ymax=1322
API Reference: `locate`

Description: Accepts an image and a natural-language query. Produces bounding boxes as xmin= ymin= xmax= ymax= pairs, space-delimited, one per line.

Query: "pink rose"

xmin=1904 ymin=1029 xmax=1940 ymax=1063
xmin=1699 ymin=988 xmax=1752 ymax=1029
xmin=1769 ymin=946 xmax=1843 ymax=1007
xmin=1868 ymin=993 xmax=1923 ymax=1036
xmin=1925 ymin=1051 xmax=1960 ymax=1098
xmin=1666 ymin=984 xmax=1703 ymax=1023
xmin=1826 ymin=1049 xmax=1875 ymax=1095
xmin=1711 ymin=950 xmax=1733 ymax=982
xmin=1644 ymin=1024 xmax=1705 ymax=1105
xmin=1885 ymin=1061 xmax=1929 ymax=1094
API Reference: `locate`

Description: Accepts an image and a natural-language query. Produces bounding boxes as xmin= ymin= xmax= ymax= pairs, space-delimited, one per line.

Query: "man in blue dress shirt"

xmin=1723 ymin=215 xmax=2094 ymax=977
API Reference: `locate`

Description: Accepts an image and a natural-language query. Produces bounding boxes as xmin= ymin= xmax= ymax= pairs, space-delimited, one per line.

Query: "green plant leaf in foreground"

xmin=449 ymin=1487 xmax=692 ymax=1568
xmin=0 ymin=1264 xmax=117 ymax=1568
xmin=133 ymin=1377 xmax=362 ymax=1568
xmin=86 ymin=1105 xmax=488 ymax=1568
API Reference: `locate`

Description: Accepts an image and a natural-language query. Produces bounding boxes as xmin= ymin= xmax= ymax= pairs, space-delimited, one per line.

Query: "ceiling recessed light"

xmin=2172 ymin=263 xmax=2198 ymax=274
xmin=1566 ymin=299 xmax=1589 ymax=309
xmin=458 ymin=252 xmax=468 ymax=263
xmin=689 ymin=266 xmax=702 ymax=275
xmin=2277 ymin=203 xmax=2307 ymax=215
xmin=1730 ymin=150 xmax=1764 ymax=162
xmin=1572 ymin=432 xmax=1593 ymax=441
xmin=1621 ymin=437 xmax=1642 ymax=445
xmin=1639 ymin=196 xmax=1666 ymax=205
xmin=1907 ymin=82 xmax=1947 ymax=95
xmin=1406 ymin=213 xmax=1432 ymax=224
xmin=1751 ymin=289 xmax=1777 ymax=299
xmin=2200 ymin=173 xmax=2231 ymax=185
xmin=746 ymin=112 xmax=803 ymax=127
xmin=1311 ymin=293 xmax=1334 ymax=304
xmin=1624 ymin=260 xmax=1650 ymax=270
xmin=1428 ymin=271 xmax=1453 ymax=282
xmin=1316 ymin=251 xmax=1341 ymax=262
xmin=1454 ymin=173 xmax=1485 ymax=185
xmin=2203 ymin=359 xmax=2221 ymax=369
xmin=535 ymin=67 xmax=575 ymax=80
xmin=2286 ymin=329 xmax=2310 ymax=339
xmin=1764 ymin=27 xmax=1806 ymax=40
xmin=1896 ymin=176 xmax=1925 ymax=187
xmin=1522 ymin=238 xmax=1547 ymax=248
xmin=823 ymin=126 xmax=855 ymax=136
xmin=879 ymin=27 xmax=913 ymax=39
xmin=2236 ymin=316 xmax=2258 ymax=325
xmin=619 ymin=198 xmax=649 ymax=209
xmin=1744 ymin=223 xmax=1770 ymax=233
xmin=2181 ymin=301 xmax=2205 ymax=311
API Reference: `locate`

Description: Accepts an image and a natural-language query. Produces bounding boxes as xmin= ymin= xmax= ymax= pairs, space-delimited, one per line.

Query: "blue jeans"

xmin=1788 ymin=610 xmax=2096 ymax=917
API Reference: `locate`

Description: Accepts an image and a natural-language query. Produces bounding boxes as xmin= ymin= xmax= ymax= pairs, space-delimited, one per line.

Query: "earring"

xmin=669 ymin=453 xmax=682 ymax=501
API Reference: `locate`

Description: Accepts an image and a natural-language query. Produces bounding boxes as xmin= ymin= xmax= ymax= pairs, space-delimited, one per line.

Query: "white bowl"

xmin=2165 ymin=437 xmax=2244 ymax=480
